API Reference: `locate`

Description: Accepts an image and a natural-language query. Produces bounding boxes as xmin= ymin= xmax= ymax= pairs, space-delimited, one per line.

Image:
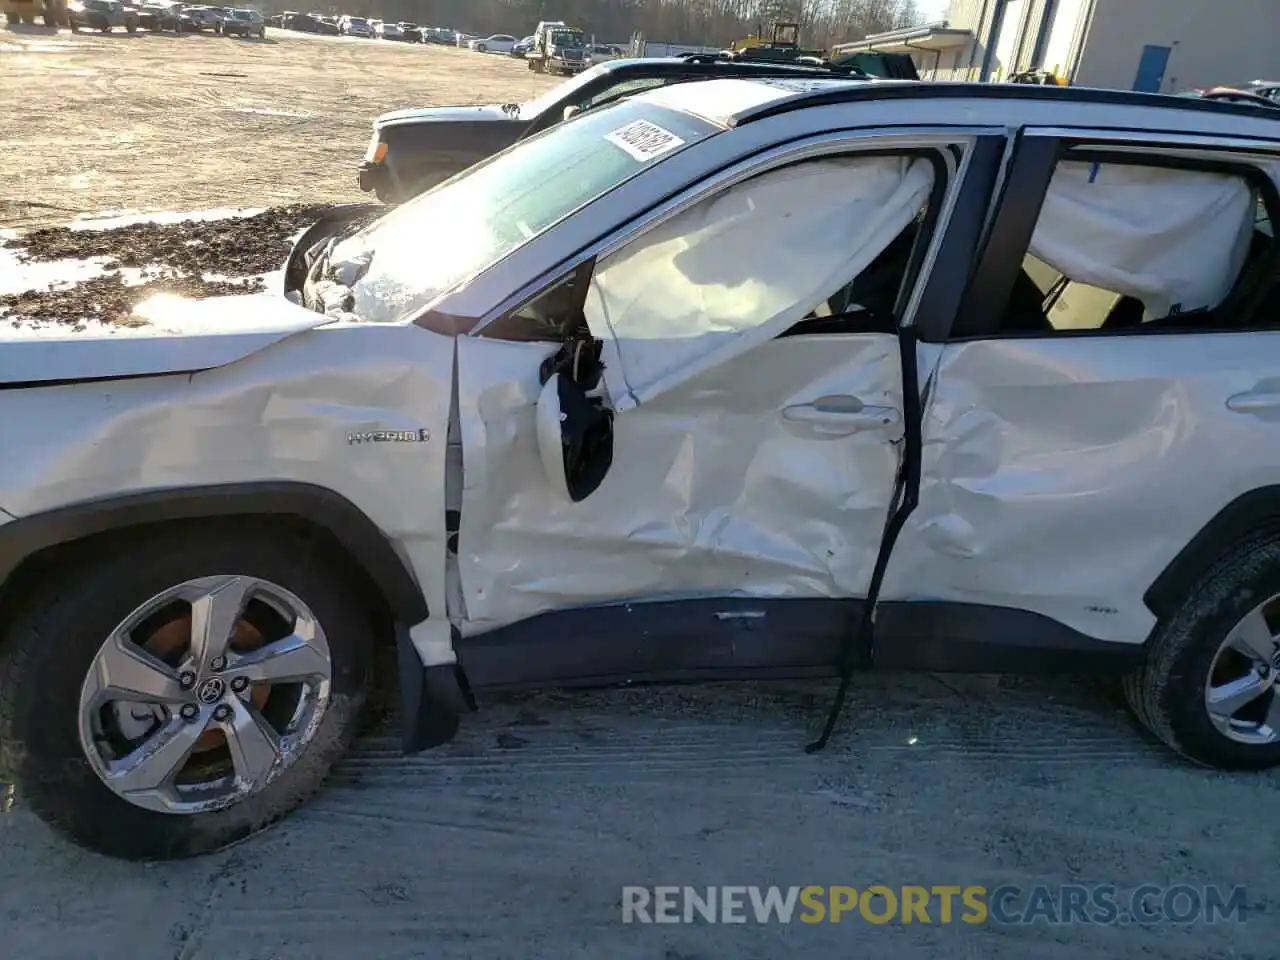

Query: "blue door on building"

xmin=1132 ymin=44 xmax=1172 ymax=92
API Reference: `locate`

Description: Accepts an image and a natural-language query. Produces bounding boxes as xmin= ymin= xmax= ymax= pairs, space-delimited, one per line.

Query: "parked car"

xmin=183 ymin=4 xmax=222 ymax=31
xmin=510 ymin=34 xmax=534 ymax=57
xmin=137 ymin=1 xmax=181 ymax=30
xmin=69 ymin=0 xmax=138 ymax=31
xmin=312 ymin=13 xmax=337 ymax=34
xmin=279 ymin=9 xmax=312 ymax=30
xmin=372 ymin=19 xmax=401 ymax=40
xmin=357 ymin=55 xmax=876 ymax=203
xmin=469 ymin=33 xmax=515 ymax=54
xmin=397 ymin=21 xmax=421 ymax=42
xmin=420 ymin=25 xmax=451 ymax=44
xmin=589 ymin=43 xmax=625 ymax=64
xmin=220 ymin=6 xmax=262 ymax=36
xmin=337 ymin=13 xmax=369 ymax=36
xmin=6 ymin=78 xmax=1280 ymax=864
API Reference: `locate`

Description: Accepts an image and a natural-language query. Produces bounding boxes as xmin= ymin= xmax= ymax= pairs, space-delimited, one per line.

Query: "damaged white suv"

xmin=3 ymin=78 xmax=1280 ymax=861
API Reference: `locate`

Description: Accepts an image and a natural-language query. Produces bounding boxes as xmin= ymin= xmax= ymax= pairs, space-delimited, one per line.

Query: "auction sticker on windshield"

xmin=605 ymin=119 xmax=686 ymax=162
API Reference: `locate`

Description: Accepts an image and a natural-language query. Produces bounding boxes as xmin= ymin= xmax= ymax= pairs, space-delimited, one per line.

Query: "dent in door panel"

xmin=456 ymin=334 xmax=903 ymax=633
xmin=877 ymin=334 xmax=1280 ymax=643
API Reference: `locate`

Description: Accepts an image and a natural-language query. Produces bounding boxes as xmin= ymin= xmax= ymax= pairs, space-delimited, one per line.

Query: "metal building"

xmin=833 ymin=0 xmax=1280 ymax=93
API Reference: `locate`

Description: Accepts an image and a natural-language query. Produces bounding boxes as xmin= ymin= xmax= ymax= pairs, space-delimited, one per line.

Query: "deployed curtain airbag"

xmin=1030 ymin=161 xmax=1260 ymax=320
xmin=584 ymin=155 xmax=934 ymax=405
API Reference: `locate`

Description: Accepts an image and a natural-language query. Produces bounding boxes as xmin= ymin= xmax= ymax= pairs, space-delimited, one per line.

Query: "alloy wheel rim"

xmin=77 ymin=575 xmax=332 ymax=814
xmin=1204 ymin=595 xmax=1280 ymax=745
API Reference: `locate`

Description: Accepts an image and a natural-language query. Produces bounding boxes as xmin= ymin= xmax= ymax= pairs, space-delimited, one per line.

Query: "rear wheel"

xmin=5 ymin=11 xmax=18 ymax=23
xmin=1125 ymin=535 xmax=1280 ymax=769
xmin=0 ymin=523 xmax=374 ymax=860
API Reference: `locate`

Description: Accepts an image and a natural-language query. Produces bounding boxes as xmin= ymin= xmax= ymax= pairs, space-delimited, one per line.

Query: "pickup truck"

xmin=356 ymin=56 xmax=878 ymax=203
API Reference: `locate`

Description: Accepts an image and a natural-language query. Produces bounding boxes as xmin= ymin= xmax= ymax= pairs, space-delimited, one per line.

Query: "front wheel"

xmin=0 ymin=522 xmax=373 ymax=860
xmin=1125 ymin=535 xmax=1280 ymax=769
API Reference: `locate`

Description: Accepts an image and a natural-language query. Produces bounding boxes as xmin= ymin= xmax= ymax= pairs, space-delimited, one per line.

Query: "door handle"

xmin=781 ymin=396 xmax=901 ymax=436
xmin=1227 ymin=391 xmax=1280 ymax=415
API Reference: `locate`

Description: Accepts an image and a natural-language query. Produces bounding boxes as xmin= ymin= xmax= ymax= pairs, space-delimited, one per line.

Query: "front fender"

xmin=0 ymin=322 xmax=455 ymax=646
xmin=0 ymin=481 xmax=428 ymax=624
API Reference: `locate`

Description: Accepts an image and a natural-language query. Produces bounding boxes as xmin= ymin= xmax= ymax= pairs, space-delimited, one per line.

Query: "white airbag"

xmin=1031 ymin=161 xmax=1258 ymax=320
xmin=585 ymin=155 xmax=933 ymax=405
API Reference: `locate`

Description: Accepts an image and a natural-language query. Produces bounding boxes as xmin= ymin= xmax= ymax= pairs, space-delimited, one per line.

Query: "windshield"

xmin=326 ymin=101 xmax=718 ymax=324
xmin=518 ymin=61 xmax=613 ymax=118
xmin=552 ymin=30 xmax=584 ymax=46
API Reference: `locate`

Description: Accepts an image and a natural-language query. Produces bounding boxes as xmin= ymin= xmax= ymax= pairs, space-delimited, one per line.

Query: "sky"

xmin=916 ymin=0 xmax=949 ymax=23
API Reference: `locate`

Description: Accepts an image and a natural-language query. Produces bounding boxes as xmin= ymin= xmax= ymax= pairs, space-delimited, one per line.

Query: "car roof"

xmin=628 ymin=76 xmax=1280 ymax=130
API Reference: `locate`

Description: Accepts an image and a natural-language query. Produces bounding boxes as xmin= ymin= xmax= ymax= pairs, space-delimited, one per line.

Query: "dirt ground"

xmin=0 ymin=27 xmax=559 ymax=230
xmin=3 ymin=24 xmax=1280 ymax=960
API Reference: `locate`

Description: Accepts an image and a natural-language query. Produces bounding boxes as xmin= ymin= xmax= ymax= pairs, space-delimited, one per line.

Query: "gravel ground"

xmin=2 ymin=22 xmax=1280 ymax=960
xmin=1 ymin=205 xmax=329 ymax=325
xmin=0 ymin=26 xmax=557 ymax=229
xmin=4 ymin=675 xmax=1279 ymax=958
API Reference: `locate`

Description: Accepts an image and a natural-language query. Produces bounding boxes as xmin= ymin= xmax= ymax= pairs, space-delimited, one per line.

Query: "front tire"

xmin=1125 ymin=535 xmax=1280 ymax=769
xmin=0 ymin=522 xmax=373 ymax=860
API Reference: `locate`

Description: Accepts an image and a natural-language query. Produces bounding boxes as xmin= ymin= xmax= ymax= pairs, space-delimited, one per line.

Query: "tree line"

xmin=281 ymin=0 xmax=925 ymax=52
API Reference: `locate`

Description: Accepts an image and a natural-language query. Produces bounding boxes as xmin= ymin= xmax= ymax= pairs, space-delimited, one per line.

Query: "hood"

xmin=0 ymin=293 xmax=333 ymax=386
xmin=374 ymin=103 xmax=513 ymax=129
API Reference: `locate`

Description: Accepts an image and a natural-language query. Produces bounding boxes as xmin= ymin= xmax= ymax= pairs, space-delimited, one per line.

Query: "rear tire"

xmin=0 ymin=522 xmax=374 ymax=860
xmin=1125 ymin=535 xmax=1280 ymax=770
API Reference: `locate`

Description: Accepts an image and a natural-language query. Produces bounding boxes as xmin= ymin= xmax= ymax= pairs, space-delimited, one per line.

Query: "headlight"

xmin=363 ymin=132 xmax=387 ymax=163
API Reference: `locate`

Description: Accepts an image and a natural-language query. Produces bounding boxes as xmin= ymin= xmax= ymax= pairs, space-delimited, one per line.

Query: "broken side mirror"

xmin=282 ymin=203 xmax=383 ymax=299
xmin=534 ymin=342 xmax=614 ymax=502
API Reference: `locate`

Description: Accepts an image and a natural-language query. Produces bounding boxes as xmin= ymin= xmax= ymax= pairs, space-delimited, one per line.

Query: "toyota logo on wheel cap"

xmin=196 ymin=677 xmax=226 ymax=705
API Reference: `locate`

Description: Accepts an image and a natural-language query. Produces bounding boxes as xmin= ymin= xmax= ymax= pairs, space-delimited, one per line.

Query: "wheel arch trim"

xmin=0 ymin=481 xmax=429 ymax=624
xmin=1145 ymin=486 xmax=1280 ymax=619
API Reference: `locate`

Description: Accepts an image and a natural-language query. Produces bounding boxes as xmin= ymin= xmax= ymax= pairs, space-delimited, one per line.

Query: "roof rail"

xmin=733 ymin=79 xmax=1280 ymax=127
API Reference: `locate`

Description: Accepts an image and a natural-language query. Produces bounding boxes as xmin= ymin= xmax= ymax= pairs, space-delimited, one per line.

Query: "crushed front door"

xmin=453 ymin=153 xmax=936 ymax=633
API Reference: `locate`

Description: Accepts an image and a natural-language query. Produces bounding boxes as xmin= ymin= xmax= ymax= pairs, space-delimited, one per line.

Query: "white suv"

xmin=2 ymin=79 xmax=1279 ymax=861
